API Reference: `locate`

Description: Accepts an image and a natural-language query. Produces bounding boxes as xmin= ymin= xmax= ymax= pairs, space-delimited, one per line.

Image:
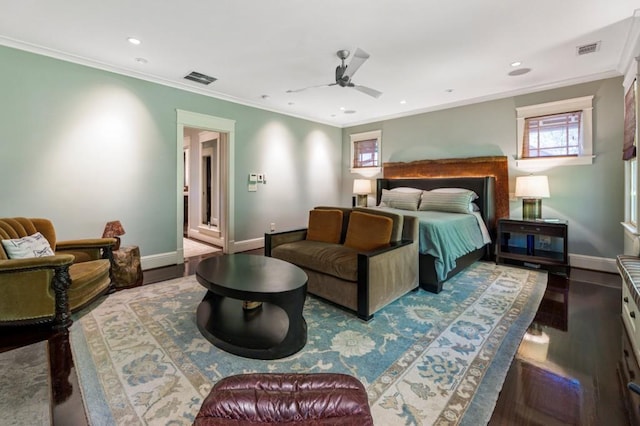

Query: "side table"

xmin=112 ymin=245 xmax=143 ymax=289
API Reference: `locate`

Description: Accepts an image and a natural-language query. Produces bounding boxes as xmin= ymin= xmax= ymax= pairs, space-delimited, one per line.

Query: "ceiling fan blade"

xmin=343 ymin=48 xmax=370 ymax=79
xmin=354 ymin=85 xmax=383 ymax=99
xmin=286 ymin=83 xmax=332 ymax=93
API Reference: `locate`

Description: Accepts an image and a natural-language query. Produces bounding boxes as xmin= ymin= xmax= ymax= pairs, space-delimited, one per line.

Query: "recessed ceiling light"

xmin=288 ymin=102 xmax=295 ymax=106
xmin=134 ymin=57 xmax=148 ymax=64
xmin=400 ymin=100 xmax=407 ymax=104
xmin=340 ymin=106 xmax=346 ymax=111
xmin=508 ymin=68 xmax=532 ymax=76
xmin=127 ymin=37 xmax=141 ymax=45
xmin=445 ymin=89 xmax=454 ymax=93
xmin=510 ymin=61 xmax=522 ymax=67
xmin=261 ymin=94 xmax=270 ymax=99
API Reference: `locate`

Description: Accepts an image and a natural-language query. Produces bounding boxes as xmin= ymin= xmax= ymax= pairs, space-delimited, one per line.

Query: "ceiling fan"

xmin=287 ymin=48 xmax=383 ymax=98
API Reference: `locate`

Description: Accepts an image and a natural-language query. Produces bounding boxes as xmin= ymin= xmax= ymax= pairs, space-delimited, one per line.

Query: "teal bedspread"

xmin=369 ymin=207 xmax=487 ymax=281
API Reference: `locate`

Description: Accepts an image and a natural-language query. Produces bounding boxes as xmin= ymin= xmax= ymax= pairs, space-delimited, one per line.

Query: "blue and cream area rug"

xmin=70 ymin=261 xmax=546 ymax=425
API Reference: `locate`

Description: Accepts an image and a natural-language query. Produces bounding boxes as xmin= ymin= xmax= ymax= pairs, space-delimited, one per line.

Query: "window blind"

xmin=624 ymin=81 xmax=637 ymax=161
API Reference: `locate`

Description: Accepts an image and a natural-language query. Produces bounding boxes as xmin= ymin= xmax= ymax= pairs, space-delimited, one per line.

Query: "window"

xmin=523 ymin=111 xmax=581 ymax=158
xmin=350 ymin=130 xmax=381 ymax=176
xmin=515 ymin=96 xmax=594 ymax=170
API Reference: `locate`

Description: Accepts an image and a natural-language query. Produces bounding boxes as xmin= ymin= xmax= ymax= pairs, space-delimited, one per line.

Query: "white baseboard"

xmin=569 ymin=253 xmax=617 ymax=274
xmin=141 ymin=251 xmax=181 ymax=270
xmin=140 ymin=237 xmax=265 ymax=270
xmin=232 ymin=237 xmax=264 ymax=253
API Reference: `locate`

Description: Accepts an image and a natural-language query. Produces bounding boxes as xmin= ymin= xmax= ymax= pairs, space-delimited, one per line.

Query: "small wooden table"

xmin=195 ymin=254 xmax=308 ymax=360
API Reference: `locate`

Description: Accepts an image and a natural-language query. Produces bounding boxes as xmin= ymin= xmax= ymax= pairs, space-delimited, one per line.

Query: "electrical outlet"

xmin=270 ymin=223 xmax=276 ymax=232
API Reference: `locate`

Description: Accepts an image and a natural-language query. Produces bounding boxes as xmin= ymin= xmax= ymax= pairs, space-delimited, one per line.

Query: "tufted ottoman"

xmin=194 ymin=373 xmax=374 ymax=425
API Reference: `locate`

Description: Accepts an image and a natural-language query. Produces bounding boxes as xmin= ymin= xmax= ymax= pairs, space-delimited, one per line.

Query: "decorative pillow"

xmin=419 ymin=191 xmax=475 ymax=214
xmin=432 ymin=187 xmax=479 ymax=200
xmin=306 ymin=209 xmax=343 ymax=244
xmin=344 ymin=211 xmax=393 ymax=251
xmin=390 ymin=187 xmax=423 ymax=194
xmin=378 ymin=189 xmax=421 ymax=211
xmin=1 ymin=232 xmax=55 ymax=259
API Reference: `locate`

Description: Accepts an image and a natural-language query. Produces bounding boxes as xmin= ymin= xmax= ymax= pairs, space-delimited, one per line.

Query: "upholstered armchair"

xmin=0 ymin=217 xmax=116 ymax=329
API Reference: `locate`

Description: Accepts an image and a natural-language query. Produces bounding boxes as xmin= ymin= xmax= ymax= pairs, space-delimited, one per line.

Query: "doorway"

xmin=177 ymin=110 xmax=235 ymax=262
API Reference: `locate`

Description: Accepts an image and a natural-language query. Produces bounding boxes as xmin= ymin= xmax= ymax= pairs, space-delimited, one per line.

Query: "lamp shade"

xmin=515 ymin=175 xmax=550 ymax=198
xmin=353 ymin=179 xmax=372 ymax=195
xmin=102 ymin=220 xmax=126 ymax=238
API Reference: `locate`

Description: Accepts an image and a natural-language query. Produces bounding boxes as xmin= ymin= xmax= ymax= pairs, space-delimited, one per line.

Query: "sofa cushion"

xmin=344 ymin=211 xmax=393 ymax=251
xmin=1 ymin=232 xmax=55 ymax=259
xmin=353 ymin=208 xmax=404 ymax=242
xmin=306 ymin=209 xmax=343 ymax=244
xmin=68 ymin=259 xmax=111 ymax=310
xmin=272 ymin=240 xmax=358 ymax=282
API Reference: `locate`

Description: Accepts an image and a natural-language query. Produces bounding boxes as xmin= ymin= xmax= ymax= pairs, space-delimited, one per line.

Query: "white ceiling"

xmin=1 ymin=1 xmax=639 ymax=127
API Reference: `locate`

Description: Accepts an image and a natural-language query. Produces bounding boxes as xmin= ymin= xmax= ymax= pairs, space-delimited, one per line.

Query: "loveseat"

xmin=265 ymin=207 xmax=418 ymax=320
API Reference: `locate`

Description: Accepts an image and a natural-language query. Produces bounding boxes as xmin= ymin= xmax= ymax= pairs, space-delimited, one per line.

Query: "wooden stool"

xmin=112 ymin=245 xmax=143 ymax=289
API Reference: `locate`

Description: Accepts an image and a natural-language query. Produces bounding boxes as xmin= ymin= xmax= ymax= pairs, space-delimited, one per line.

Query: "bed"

xmin=373 ymin=155 xmax=510 ymax=293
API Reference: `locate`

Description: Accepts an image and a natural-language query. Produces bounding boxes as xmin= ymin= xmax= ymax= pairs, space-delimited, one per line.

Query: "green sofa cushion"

xmin=272 ymin=240 xmax=358 ymax=282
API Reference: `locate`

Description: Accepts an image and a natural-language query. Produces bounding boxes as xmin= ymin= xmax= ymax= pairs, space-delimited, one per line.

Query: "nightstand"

xmin=496 ymin=218 xmax=569 ymax=276
xmin=496 ymin=218 xmax=570 ymax=330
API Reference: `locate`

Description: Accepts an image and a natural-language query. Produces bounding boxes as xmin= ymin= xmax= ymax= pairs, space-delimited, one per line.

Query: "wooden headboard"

xmin=381 ymin=156 xmax=509 ymax=223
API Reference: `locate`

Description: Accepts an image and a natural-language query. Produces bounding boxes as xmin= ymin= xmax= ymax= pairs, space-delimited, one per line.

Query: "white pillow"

xmin=1 ymin=232 xmax=55 ymax=259
xmin=432 ymin=187 xmax=479 ymax=200
xmin=419 ymin=191 xmax=476 ymax=214
xmin=378 ymin=189 xmax=422 ymax=211
xmin=390 ymin=187 xmax=423 ymax=194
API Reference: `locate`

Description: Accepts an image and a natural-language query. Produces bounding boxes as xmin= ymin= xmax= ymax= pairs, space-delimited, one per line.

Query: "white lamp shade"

xmin=515 ymin=175 xmax=550 ymax=198
xmin=353 ymin=179 xmax=372 ymax=194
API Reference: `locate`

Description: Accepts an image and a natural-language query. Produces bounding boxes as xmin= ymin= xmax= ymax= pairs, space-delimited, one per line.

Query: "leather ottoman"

xmin=194 ymin=373 xmax=373 ymax=425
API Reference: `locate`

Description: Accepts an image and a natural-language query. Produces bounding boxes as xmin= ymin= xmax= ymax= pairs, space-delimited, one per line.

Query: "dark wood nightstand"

xmin=496 ymin=218 xmax=569 ymax=276
xmin=497 ymin=218 xmax=570 ymax=330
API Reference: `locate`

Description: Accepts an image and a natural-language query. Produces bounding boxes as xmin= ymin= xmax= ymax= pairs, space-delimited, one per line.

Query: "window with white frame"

xmin=515 ymin=96 xmax=594 ymax=169
xmin=350 ymin=130 xmax=381 ymax=176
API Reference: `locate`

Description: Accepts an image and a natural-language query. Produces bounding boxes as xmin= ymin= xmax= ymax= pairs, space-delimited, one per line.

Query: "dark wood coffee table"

xmin=195 ymin=254 xmax=308 ymax=359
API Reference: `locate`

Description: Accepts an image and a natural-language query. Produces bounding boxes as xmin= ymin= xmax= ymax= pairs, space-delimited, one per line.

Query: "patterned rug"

xmin=70 ymin=261 xmax=546 ymax=425
xmin=0 ymin=341 xmax=51 ymax=426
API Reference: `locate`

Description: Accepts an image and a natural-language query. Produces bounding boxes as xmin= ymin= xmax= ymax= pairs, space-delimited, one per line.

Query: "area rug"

xmin=70 ymin=261 xmax=546 ymax=425
xmin=0 ymin=341 xmax=51 ymax=426
xmin=183 ymin=237 xmax=220 ymax=258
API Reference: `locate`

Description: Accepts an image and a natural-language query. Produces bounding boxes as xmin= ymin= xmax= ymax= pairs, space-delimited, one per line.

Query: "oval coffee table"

xmin=195 ymin=254 xmax=308 ymax=359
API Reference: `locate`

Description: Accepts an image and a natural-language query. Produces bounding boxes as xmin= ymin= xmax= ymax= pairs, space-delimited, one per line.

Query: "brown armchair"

xmin=0 ymin=217 xmax=116 ymax=329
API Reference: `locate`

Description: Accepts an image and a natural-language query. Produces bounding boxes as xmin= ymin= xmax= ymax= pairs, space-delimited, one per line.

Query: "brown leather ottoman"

xmin=194 ymin=373 xmax=374 ymax=425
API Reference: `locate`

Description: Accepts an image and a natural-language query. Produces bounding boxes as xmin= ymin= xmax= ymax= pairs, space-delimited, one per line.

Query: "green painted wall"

xmin=343 ymin=78 xmax=625 ymax=259
xmin=0 ymin=46 xmax=342 ymax=258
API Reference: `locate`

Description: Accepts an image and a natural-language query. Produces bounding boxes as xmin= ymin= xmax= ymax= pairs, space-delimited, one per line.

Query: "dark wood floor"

xmin=0 ymin=251 xmax=630 ymax=425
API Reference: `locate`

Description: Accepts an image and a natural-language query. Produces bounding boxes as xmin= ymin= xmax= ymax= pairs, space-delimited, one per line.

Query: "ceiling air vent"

xmin=184 ymin=71 xmax=217 ymax=85
xmin=576 ymin=42 xmax=600 ymax=56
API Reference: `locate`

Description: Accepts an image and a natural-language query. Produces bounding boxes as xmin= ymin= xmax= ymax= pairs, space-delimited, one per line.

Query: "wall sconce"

xmin=102 ymin=220 xmax=125 ymax=251
xmin=353 ymin=179 xmax=372 ymax=207
xmin=515 ymin=175 xmax=550 ymax=220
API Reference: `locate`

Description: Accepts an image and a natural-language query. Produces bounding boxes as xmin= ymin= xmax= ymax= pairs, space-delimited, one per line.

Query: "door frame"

xmin=176 ymin=110 xmax=235 ymax=259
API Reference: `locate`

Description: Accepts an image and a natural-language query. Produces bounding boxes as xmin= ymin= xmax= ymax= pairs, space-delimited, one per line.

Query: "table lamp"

xmin=353 ymin=179 xmax=372 ymax=207
xmin=102 ymin=220 xmax=125 ymax=250
xmin=515 ymin=175 xmax=550 ymax=220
